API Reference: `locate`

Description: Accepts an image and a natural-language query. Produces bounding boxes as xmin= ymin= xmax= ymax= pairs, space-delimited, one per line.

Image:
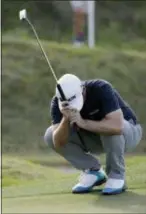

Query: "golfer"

xmin=44 ymin=74 xmax=142 ymax=195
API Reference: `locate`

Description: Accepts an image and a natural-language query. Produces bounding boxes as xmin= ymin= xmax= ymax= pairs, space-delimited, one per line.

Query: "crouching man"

xmin=44 ymin=74 xmax=142 ymax=195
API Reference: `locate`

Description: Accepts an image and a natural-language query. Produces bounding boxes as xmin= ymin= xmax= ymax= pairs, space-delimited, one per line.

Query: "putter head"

xmin=19 ymin=9 xmax=27 ymax=20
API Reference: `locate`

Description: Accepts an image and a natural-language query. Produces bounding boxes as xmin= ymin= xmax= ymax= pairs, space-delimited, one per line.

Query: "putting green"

xmin=2 ymin=154 xmax=146 ymax=213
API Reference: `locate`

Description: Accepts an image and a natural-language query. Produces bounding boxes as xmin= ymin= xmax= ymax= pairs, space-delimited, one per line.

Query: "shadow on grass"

xmin=93 ymin=190 xmax=146 ymax=213
xmin=90 ymin=186 xmax=146 ymax=195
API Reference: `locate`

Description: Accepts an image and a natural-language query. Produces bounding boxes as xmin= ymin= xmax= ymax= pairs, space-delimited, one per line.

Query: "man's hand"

xmin=59 ymin=102 xmax=85 ymax=128
xmin=70 ymin=109 xmax=85 ymax=128
xmin=59 ymin=101 xmax=71 ymax=120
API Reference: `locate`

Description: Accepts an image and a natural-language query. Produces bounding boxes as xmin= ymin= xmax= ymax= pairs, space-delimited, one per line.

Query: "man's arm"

xmin=51 ymin=99 xmax=71 ymax=149
xmin=52 ymin=117 xmax=70 ymax=149
xmin=81 ymin=109 xmax=124 ymax=135
xmin=82 ymin=83 xmax=124 ymax=135
xmin=70 ymin=83 xmax=124 ymax=135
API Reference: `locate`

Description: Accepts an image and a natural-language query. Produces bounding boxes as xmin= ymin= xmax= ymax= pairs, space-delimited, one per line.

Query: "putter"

xmin=19 ymin=9 xmax=88 ymax=152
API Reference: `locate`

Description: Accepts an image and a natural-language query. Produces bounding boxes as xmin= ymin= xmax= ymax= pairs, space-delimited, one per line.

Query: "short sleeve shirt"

xmin=50 ymin=79 xmax=137 ymax=125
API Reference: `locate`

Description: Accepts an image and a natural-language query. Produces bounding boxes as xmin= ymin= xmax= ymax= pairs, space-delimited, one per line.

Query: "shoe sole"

xmin=72 ymin=177 xmax=107 ymax=194
xmin=102 ymin=186 xmax=127 ymax=195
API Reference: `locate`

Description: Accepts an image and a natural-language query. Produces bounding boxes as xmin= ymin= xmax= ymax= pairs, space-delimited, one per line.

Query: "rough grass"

xmin=2 ymin=37 xmax=146 ymax=152
xmin=2 ymin=154 xmax=146 ymax=213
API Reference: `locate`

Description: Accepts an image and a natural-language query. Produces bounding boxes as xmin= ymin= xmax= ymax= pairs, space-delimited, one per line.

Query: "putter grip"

xmin=57 ymin=84 xmax=66 ymax=101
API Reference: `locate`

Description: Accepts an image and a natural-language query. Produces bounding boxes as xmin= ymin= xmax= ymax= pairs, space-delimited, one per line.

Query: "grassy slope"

xmin=2 ymin=154 xmax=146 ymax=213
xmin=2 ymin=37 xmax=146 ymax=152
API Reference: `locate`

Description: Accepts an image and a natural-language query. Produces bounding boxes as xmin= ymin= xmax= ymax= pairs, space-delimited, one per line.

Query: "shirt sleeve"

xmin=100 ymin=83 xmax=120 ymax=116
xmin=50 ymin=97 xmax=62 ymax=125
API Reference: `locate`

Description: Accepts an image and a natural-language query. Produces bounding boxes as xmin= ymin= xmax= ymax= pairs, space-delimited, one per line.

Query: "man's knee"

xmin=101 ymin=134 xmax=125 ymax=152
xmin=44 ymin=126 xmax=54 ymax=149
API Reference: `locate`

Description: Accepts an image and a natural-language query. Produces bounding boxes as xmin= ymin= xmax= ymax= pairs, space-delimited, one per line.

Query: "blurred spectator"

xmin=70 ymin=1 xmax=88 ymax=46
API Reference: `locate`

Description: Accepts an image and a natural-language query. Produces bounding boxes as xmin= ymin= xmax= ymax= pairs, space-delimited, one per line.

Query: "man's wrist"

xmin=62 ymin=116 xmax=70 ymax=123
xmin=80 ymin=119 xmax=87 ymax=129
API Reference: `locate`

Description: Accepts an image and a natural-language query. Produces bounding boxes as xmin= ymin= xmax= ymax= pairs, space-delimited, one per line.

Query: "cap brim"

xmin=58 ymin=93 xmax=84 ymax=111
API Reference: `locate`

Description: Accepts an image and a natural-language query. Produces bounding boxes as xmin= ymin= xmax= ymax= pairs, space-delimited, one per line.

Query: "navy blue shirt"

xmin=50 ymin=79 xmax=137 ymax=125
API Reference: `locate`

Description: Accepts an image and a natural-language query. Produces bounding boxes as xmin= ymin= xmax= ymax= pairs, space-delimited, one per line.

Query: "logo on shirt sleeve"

xmin=89 ymin=109 xmax=99 ymax=115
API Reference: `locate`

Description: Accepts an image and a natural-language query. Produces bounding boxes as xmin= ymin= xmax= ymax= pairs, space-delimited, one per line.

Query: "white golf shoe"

xmin=102 ymin=178 xmax=127 ymax=195
xmin=72 ymin=168 xmax=107 ymax=193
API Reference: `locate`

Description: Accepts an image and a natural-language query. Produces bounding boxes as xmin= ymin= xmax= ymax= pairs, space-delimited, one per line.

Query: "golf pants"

xmin=44 ymin=120 xmax=142 ymax=180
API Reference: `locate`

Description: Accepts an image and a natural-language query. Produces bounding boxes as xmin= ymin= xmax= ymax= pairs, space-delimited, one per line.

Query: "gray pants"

xmin=44 ymin=120 xmax=142 ymax=180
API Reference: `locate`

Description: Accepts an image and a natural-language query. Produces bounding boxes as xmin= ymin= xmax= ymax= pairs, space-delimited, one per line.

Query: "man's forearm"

xmin=81 ymin=119 xmax=123 ymax=135
xmin=53 ymin=117 xmax=70 ymax=148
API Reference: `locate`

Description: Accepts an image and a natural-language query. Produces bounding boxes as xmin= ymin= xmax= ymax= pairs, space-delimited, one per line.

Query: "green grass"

xmin=2 ymin=154 xmax=146 ymax=213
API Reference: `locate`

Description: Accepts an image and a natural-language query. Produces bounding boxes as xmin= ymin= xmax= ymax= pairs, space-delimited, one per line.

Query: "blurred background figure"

xmin=70 ymin=1 xmax=88 ymax=46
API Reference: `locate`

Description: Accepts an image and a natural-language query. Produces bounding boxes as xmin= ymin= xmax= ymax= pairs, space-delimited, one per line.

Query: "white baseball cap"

xmin=56 ymin=74 xmax=84 ymax=111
